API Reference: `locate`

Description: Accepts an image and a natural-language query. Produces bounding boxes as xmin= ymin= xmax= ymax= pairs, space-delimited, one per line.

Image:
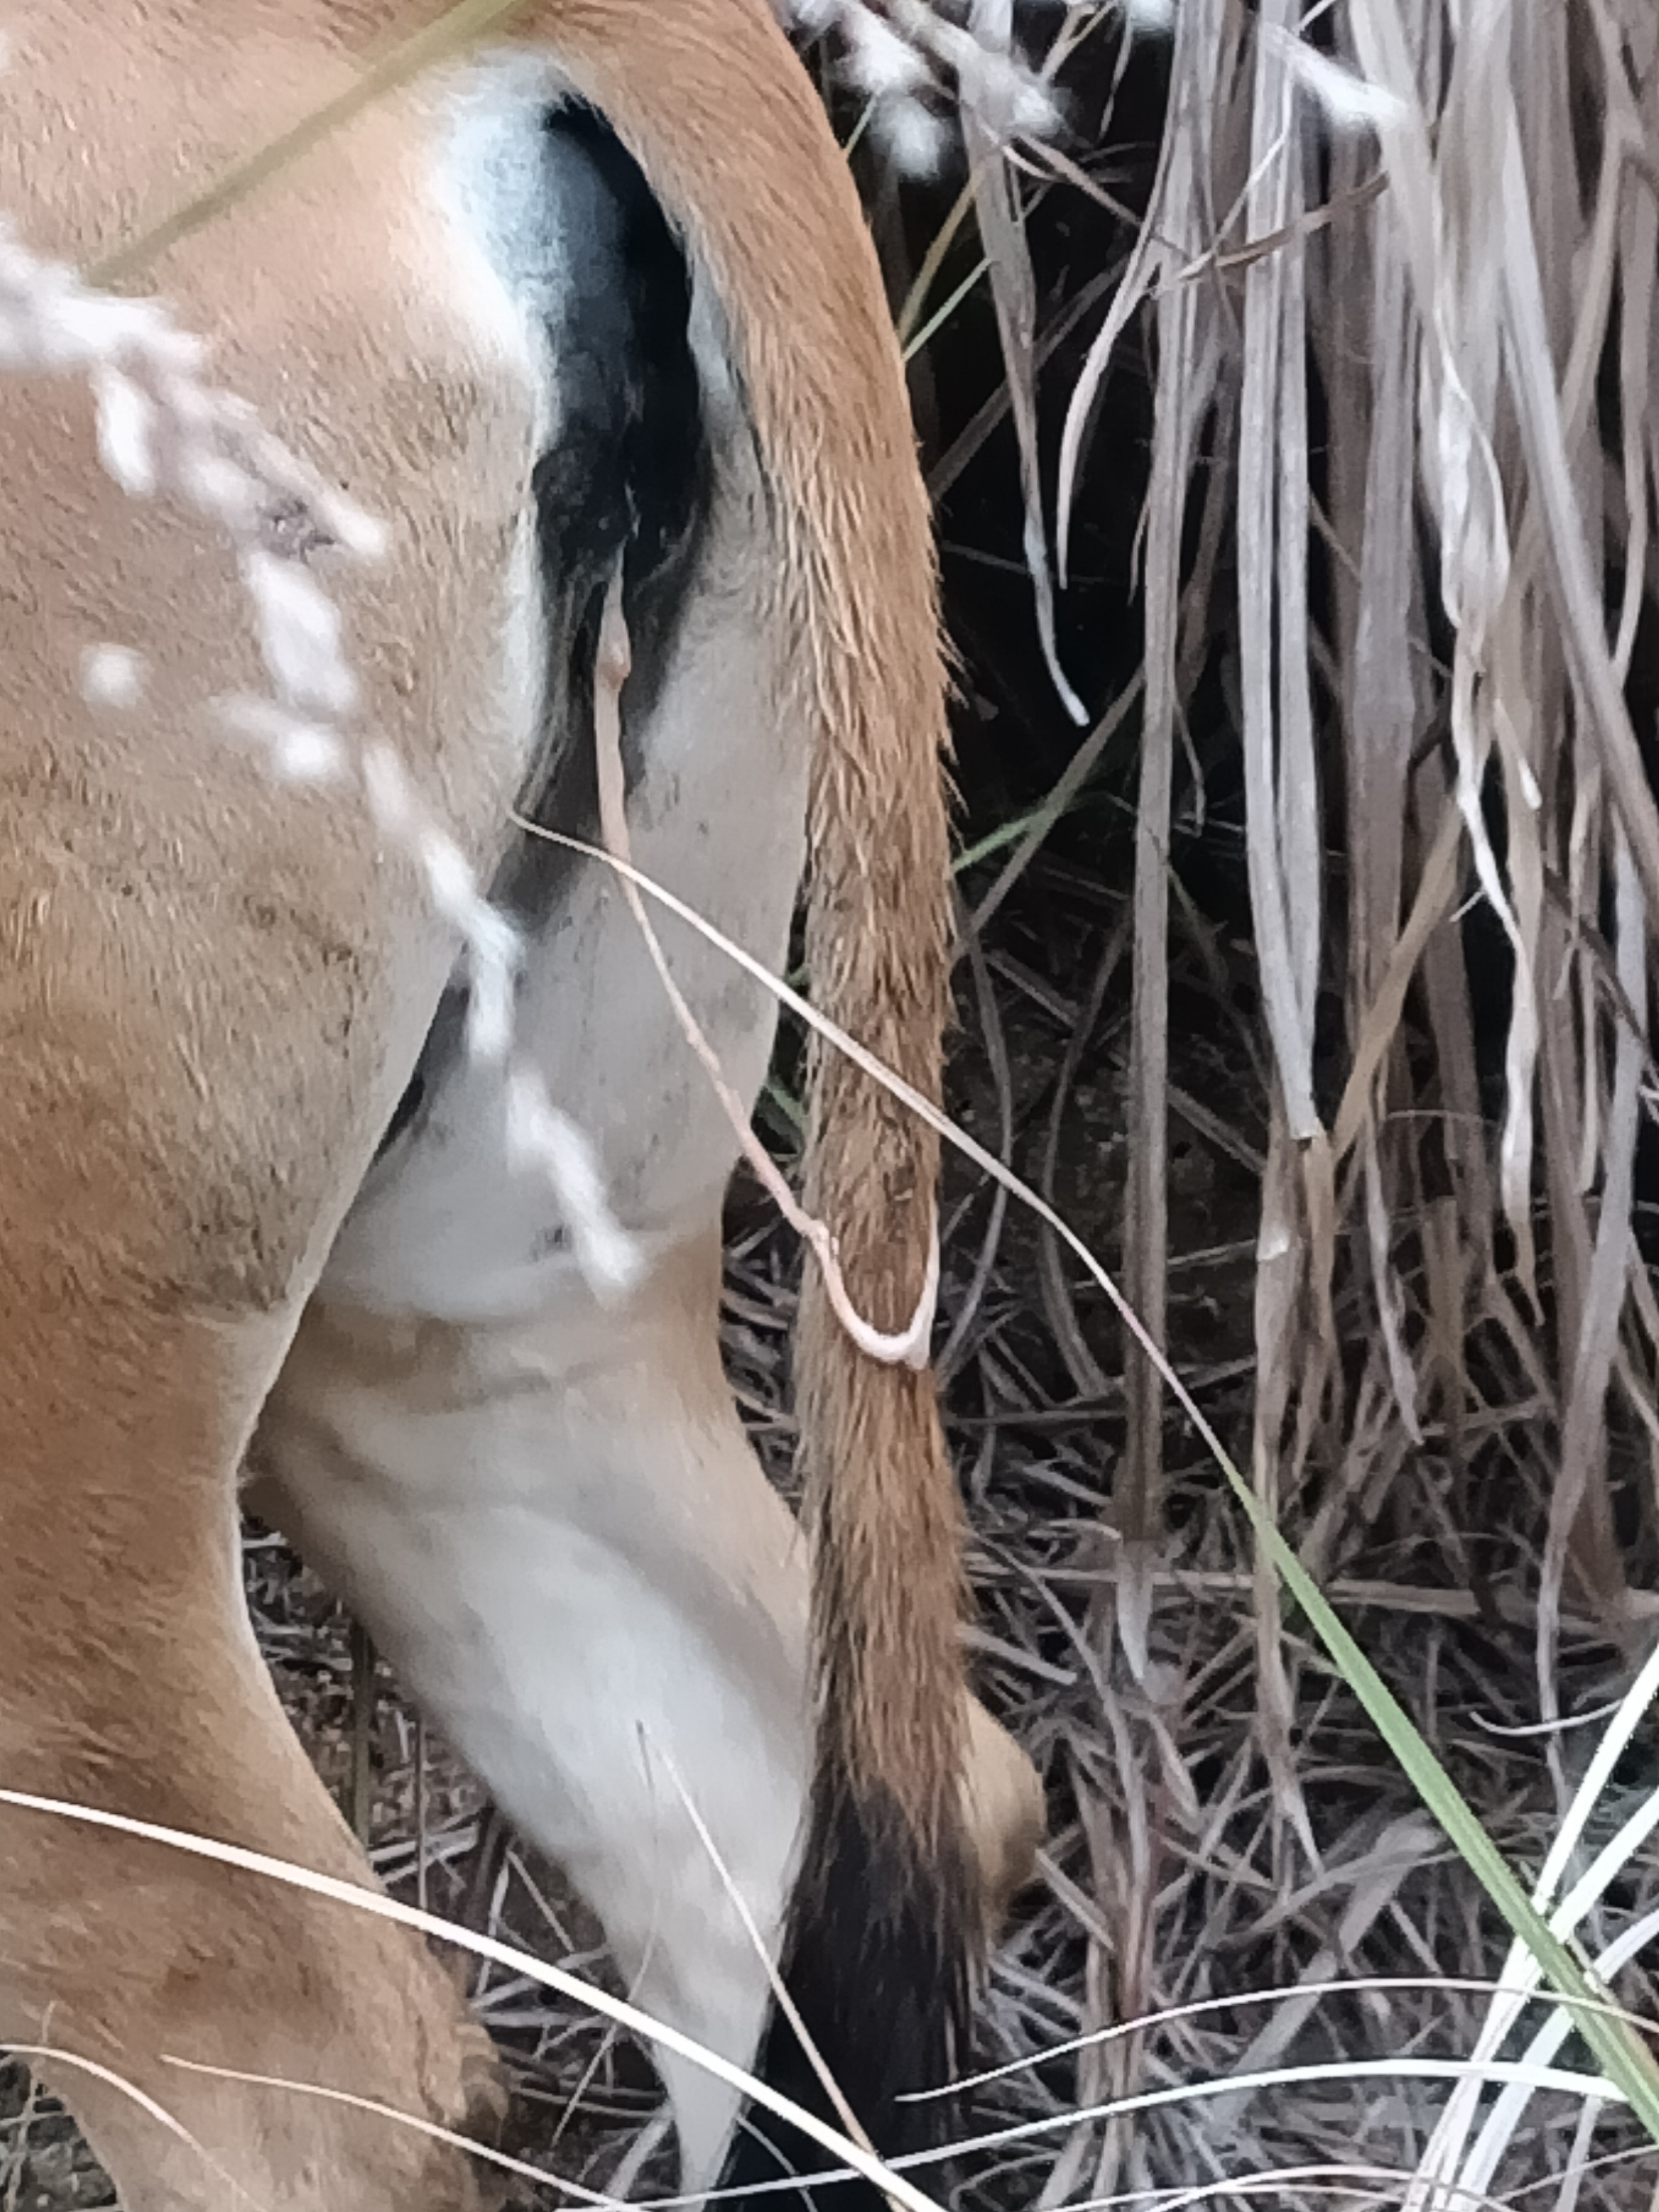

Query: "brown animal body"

xmin=0 ymin=6 xmax=1042 ymax=2208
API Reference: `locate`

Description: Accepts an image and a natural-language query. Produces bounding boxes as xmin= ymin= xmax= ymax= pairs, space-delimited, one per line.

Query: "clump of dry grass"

xmin=820 ymin=0 xmax=1659 ymax=2200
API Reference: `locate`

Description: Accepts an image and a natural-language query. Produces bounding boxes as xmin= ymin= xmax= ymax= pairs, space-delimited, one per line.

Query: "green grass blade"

xmin=1216 ymin=1444 xmax=1659 ymax=2134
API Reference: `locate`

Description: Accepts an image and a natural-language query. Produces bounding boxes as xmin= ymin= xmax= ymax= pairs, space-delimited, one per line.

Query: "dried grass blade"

xmin=1237 ymin=13 xmax=1316 ymax=1147
xmin=962 ymin=0 xmax=1084 ymax=723
xmin=1055 ymin=67 xmax=1180 ymax=576
xmin=1537 ymin=832 xmax=1646 ymax=1696
xmin=1339 ymin=80 xmax=1422 ymax=1433
xmin=1499 ymin=107 xmax=1659 ymax=921
xmin=1112 ymin=0 xmax=1223 ymax=1681
xmin=1235 ymin=0 xmax=1326 ymax=1845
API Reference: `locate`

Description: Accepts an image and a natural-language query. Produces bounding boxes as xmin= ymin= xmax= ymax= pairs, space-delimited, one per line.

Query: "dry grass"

xmin=843 ymin=0 xmax=1659 ymax=2200
xmin=6 ymin=1 xmax=1659 ymax=2207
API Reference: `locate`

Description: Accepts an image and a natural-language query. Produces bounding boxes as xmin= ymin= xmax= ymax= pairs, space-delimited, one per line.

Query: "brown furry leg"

xmin=0 ymin=1296 xmax=499 ymax=2212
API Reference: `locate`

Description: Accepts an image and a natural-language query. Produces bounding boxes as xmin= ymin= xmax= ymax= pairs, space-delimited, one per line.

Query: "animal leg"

xmin=0 ymin=1293 xmax=496 ymax=2212
xmin=251 ymin=1229 xmax=1041 ymax=2194
xmin=249 ymin=1233 xmax=802 ymax=2190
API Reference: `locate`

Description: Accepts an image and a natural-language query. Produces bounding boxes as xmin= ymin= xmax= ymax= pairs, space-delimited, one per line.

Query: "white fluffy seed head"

xmin=503 ymin=1066 xmax=643 ymax=1301
xmin=317 ymin=493 xmax=388 ymax=563
xmin=276 ymin=724 xmax=347 ymax=785
xmin=465 ymin=961 xmax=515 ymax=1065
xmin=180 ymin=448 xmax=259 ymax=528
xmin=417 ymin=832 xmax=523 ymax=1063
xmin=91 ymin=364 xmax=157 ymax=495
xmin=414 ymin=825 xmax=481 ymax=931
xmin=872 ymin=94 xmax=951 ymax=174
xmin=243 ymin=548 xmax=357 ymax=716
xmin=845 ymin=1 xmax=931 ymax=97
xmin=361 ymin=739 xmax=415 ymax=838
xmin=831 ymin=1 xmax=1062 ymax=164
xmin=1269 ymin=27 xmax=1409 ymax=134
xmin=785 ymin=0 xmax=845 ymax=30
xmin=216 ymin=698 xmax=348 ymax=786
xmin=81 ymin=643 xmax=146 ymax=709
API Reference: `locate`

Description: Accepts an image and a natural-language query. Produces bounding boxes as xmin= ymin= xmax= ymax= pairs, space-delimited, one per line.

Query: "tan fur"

xmin=0 ymin=15 xmax=539 ymax=2206
xmin=485 ymin=0 xmax=969 ymax=1872
xmin=0 ymin=4 xmax=1033 ymax=2206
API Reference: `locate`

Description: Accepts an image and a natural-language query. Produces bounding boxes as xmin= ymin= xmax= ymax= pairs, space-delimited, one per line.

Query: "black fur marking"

xmin=374 ymin=100 xmax=707 ymax=1165
xmin=714 ymin=1785 xmax=978 ymax=2212
xmin=373 ymin=979 xmax=468 ymax=1164
xmin=374 ymin=1067 xmax=425 ymax=1159
xmin=494 ymin=98 xmax=708 ymax=925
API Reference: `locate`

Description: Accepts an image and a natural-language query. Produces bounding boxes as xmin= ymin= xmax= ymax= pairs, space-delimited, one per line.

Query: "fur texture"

xmin=0 ymin=6 xmax=1040 ymax=2206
